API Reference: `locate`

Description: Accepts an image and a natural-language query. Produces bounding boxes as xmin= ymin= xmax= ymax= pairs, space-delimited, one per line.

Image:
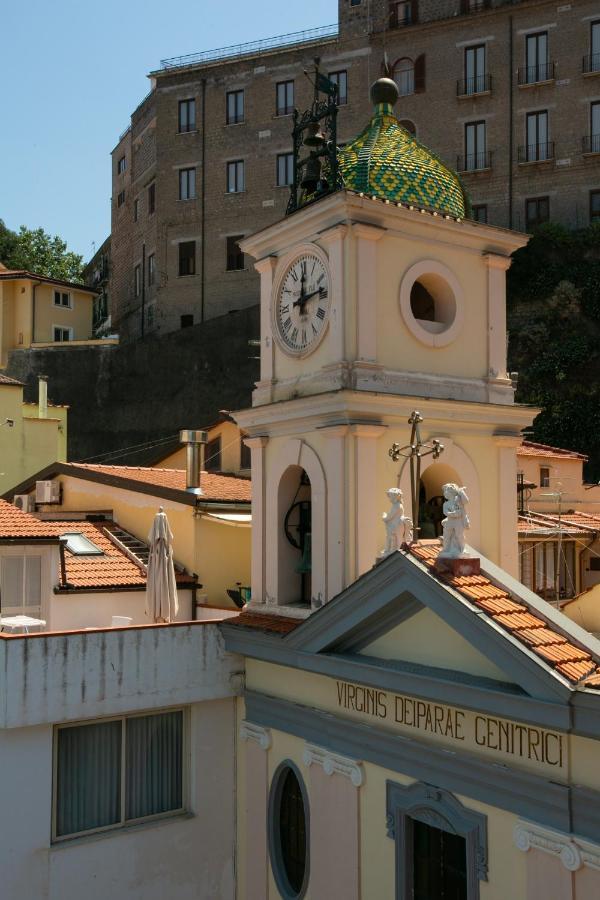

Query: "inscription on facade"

xmin=336 ymin=680 xmax=565 ymax=770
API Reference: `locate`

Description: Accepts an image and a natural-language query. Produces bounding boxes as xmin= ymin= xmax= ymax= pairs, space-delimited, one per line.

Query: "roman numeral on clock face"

xmin=316 ymin=307 xmax=325 ymax=320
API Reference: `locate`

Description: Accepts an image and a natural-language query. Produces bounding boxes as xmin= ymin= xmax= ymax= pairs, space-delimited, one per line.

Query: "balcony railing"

xmin=583 ymin=53 xmax=600 ymax=75
xmin=518 ymin=142 xmax=555 ymax=163
xmin=160 ymin=23 xmax=338 ymax=69
xmin=457 ymin=151 xmax=492 ymax=172
xmin=518 ymin=62 xmax=555 ymax=85
xmin=457 ymin=74 xmax=492 ymax=96
xmin=583 ymin=134 xmax=600 ymax=154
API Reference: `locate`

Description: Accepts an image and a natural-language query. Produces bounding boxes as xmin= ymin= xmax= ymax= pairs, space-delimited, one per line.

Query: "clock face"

xmin=275 ymin=252 xmax=330 ymax=355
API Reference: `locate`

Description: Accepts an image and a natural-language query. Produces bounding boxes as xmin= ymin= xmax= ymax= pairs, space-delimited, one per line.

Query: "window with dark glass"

xmin=464 ymin=44 xmax=486 ymax=94
xmin=205 ymin=436 xmax=222 ymax=471
xmin=525 ymin=196 xmax=550 ymax=231
xmin=226 ymin=235 xmax=244 ymax=271
xmin=393 ymin=0 xmax=412 ymax=26
xmin=540 ymin=466 xmax=550 ymax=487
xmin=524 ymin=31 xmax=550 ymax=83
xmin=134 ymin=198 xmax=139 ymax=222
xmin=226 ymin=90 xmax=244 ymax=124
xmin=240 ymin=438 xmax=251 ymax=470
xmin=269 ymin=764 xmax=308 ymax=899
xmin=117 ymin=155 xmax=126 ymax=174
xmin=117 ymin=190 xmax=125 ymax=207
xmin=54 ymin=290 xmax=71 ymax=307
xmin=53 ymin=327 xmax=72 ymax=342
xmin=178 ymin=241 xmax=196 ymax=276
xmin=591 ymin=190 xmax=600 ymax=223
xmin=399 ymin=119 xmax=416 ymax=135
xmin=54 ymin=711 xmax=184 ymax=840
xmin=148 ymin=253 xmax=155 ymax=286
xmin=179 ymin=167 xmax=196 ymax=200
xmin=394 ymin=58 xmax=415 ymax=96
xmin=276 ymin=80 xmax=294 ymax=116
xmin=525 ymin=110 xmax=550 ymax=161
xmin=412 ymin=820 xmax=467 ymax=900
xmin=148 ymin=182 xmax=156 ymax=214
xmin=178 ymin=98 xmax=196 ymax=133
xmin=227 ymin=160 xmax=245 ymax=193
xmin=590 ymin=102 xmax=600 ymax=154
xmin=464 ymin=121 xmax=487 ymax=170
xmin=180 ymin=314 xmax=194 ymax=328
xmin=591 ymin=21 xmax=600 ymax=73
xmin=472 ymin=204 xmax=488 ymax=223
xmin=134 ymin=264 xmax=141 ymax=297
xmin=277 ymin=152 xmax=294 ymax=187
xmin=328 ymin=70 xmax=348 ymax=104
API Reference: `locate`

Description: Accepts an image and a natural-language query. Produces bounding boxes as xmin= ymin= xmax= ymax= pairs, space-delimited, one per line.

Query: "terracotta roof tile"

xmin=517 ymin=441 xmax=587 ymax=461
xmin=0 ymin=499 xmax=61 ymax=539
xmin=227 ymin=610 xmax=303 ymax=635
xmin=519 ymin=512 xmax=600 ymax=536
xmin=0 ymin=373 xmax=24 ymax=386
xmin=71 ymin=464 xmax=251 ymax=503
xmin=406 ymin=541 xmax=600 ymax=686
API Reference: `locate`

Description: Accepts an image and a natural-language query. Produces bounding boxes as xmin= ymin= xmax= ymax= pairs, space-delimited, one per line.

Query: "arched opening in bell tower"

xmin=418 ymin=462 xmax=462 ymax=538
xmin=278 ymin=465 xmax=313 ymax=607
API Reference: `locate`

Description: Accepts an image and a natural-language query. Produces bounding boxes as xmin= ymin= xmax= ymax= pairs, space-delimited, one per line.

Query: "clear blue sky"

xmin=0 ymin=0 xmax=337 ymax=262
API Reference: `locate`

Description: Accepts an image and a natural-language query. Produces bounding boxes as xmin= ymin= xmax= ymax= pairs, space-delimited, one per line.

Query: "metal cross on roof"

xmin=389 ymin=411 xmax=444 ymax=539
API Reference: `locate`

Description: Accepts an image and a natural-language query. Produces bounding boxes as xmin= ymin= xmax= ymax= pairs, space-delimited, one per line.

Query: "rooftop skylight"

xmin=62 ymin=532 xmax=104 ymax=556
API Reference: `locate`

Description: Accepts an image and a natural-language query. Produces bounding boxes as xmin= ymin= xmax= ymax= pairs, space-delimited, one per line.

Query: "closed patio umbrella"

xmin=145 ymin=507 xmax=179 ymax=623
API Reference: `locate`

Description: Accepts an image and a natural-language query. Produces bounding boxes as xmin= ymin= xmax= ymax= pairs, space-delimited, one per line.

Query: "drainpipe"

xmin=201 ymin=78 xmax=206 ymax=323
xmin=38 ymin=375 xmax=48 ymax=419
xmin=508 ymin=15 xmax=514 ymax=229
xmin=141 ymin=242 xmax=146 ymax=339
xmin=31 ymin=280 xmax=43 ymax=344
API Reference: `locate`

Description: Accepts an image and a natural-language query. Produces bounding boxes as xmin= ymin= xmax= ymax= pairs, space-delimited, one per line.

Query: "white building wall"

xmin=0 ymin=699 xmax=236 ymax=900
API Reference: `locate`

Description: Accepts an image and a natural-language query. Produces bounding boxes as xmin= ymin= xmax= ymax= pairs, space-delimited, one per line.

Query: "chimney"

xmin=179 ymin=429 xmax=208 ymax=494
xmin=38 ymin=376 xmax=48 ymax=419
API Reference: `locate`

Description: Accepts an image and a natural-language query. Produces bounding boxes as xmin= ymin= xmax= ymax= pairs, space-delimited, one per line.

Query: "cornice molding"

xmin=239 ymin=719 xmax=272 ymax=750
xmin=483 ymin=252 xmax=512 ymax=271
xmin=303 ymin=743 xmax=364 ymax=787
xmin=514 ymin=820 xmax=600 ymax=872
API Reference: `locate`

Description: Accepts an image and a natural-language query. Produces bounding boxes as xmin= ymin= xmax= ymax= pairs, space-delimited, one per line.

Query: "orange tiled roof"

xmin=0 ymin=373 xmax=24 ymax=386
xmin=518 ymin=511 xmax=600 ymax=536
xmin=227 ymin=610 xmax=303 ymax=635
xmin=0 ymin=499 xmax=61 ymax=540
xmin=71 ymin=463 xmax=251 ymax=503
xmin=0 ymin=268 xmax=97 ymax=293
xmin=408 ymin=541 xmax=600 ymax=686
xmin=518 ymin=441 xmax=587 ymax=461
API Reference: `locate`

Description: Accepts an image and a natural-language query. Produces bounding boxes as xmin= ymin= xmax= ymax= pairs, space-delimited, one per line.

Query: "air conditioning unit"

xmin=35 ymin=480 xmax=61 ymax=504
xmin=13 ymin=494 xmax=36 ymax=513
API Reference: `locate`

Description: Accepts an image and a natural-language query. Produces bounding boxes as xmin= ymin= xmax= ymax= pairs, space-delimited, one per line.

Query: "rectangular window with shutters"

xmin=117 ymin=156 xmax=126 ymax=174
xmin=226 ymin=90 xmax=244 ymax=125
xmin=276 ymin=81 xmax=294 ymax=116
xmin=53 ymin=709 xmax=185 ymax=840
xmin=226 ymin=235 xmax=244 ymax=271
xmin=54 ymin=290 xmax=71 ymax=308
xmin=524 ymin=32 xmax=550 ymax=84
xmin=590 ymin=102 xmax=600 ymax=154
xmin=464 ymin=121 xmax=487 ymax=170
xmin=148 ymin=182 xmax=156 ymax=215
xmin=227 ymin=160 xmax=245 ymax=193
xmin=205 ymin=436 xmax=222 ymax=472
xmin=276 ymin=152 xmax=294 ymax=187
xmin=591 ymin=21 xmax=600 ymax=73
xmin=178 ymin=98 xmax=196 ymax=133
xmin=540 ymin=466 xmax=550 ymax=488
xmin=393 ymin=0 xmax=412 ymax=26
xmin=328 ymin=70 xmax=348 ymax=104
xmin=525 ymin=110 xmax=550 ymax=161
xmin=179 ymin=167 xmax=196 ymax=200
xmin=53 ymin=326 xmax=72 ymax=342
xmin=178 ymin=241 xmax=196 ymax=277
xmin=525 ymin=196 xmax=549 ymax=231
xmin=463 ymin=44 xmax=486 ymax=95
xmin=117 ymin=190 xmax=125 ymax=208
xmin=472 ymin=204 xmax=488 ymax=223
xmin=1 ymin=556 xmax=42 ymax=617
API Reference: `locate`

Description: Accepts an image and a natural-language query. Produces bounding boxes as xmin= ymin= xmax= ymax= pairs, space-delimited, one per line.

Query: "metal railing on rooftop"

xmin=160 ymin=23 xmax=339 ymax=70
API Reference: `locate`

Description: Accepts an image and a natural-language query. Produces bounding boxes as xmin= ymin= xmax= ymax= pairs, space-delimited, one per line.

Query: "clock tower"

xmin=235 ymin=79 xmax=534 ymax=616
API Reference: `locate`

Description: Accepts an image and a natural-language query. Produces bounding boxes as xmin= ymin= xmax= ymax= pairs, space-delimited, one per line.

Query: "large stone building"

xmin=110 ymin=0 xmax=600 ymax=340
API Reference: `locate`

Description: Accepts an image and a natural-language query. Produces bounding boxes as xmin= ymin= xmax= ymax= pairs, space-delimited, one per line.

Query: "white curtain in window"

xmin=56 ymin=721 xmax=121 ymax=837
xmin=395 ymin=59 xmax=415 ymax=97
xmin=125 ymin=710 xmax=183 ymax=820
xmin=1 ymin=556 xmax=41 ymax=615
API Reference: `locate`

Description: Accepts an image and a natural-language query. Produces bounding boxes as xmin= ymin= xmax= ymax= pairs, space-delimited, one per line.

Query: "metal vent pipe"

xmin=180 ymin=429 xmax=208 ymax=493
xmin=38 ymin=375 xmax=48 ymax=419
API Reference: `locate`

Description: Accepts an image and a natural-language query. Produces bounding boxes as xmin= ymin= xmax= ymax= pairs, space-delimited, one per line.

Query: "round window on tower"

xmin=399 ymin=260 xmax=465 ymax=347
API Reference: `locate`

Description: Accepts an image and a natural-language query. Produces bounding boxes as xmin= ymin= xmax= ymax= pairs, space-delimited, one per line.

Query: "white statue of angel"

xmin=439 ymin=483 xmax=470 ymax=558
xmin=380 ymin=488 xmax=413 ymax=558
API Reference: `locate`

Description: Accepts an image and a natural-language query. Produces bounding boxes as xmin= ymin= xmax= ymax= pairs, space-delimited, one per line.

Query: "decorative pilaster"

xmin=493 ymin=433 xmax=521 ymax=577
xmin=243 ymin=436 xmax=268 ymax=605
xmin=303 ymin=744 xmax=364 ymax=787
xmin=240 ymin=719 xmax=271 ymax=899
xmin=320 ymin=424 xmax=349 ymax=600
xmin=352 ymin=222 xmax=386 ymax=363
xmin=352 ymin=423 xmax=388 ymax=578
xmin=254 ymin=256 xmax=278 ymax=384
xmin=484 ymin=253 xmax=511 ymax=384
xmin=319 ymin=224 xmax=348 ymax=364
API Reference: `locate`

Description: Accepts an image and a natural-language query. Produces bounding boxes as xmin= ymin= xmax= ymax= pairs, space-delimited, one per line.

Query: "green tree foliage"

xmin=0 ymin=221 xmax=83 ymax=282
xmin=508 ymin=222 xmax=600 ymax=481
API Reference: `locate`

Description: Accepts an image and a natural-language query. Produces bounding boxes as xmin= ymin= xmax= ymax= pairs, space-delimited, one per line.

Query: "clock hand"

xmin=293 ymin=287 xmax=324 ymax=307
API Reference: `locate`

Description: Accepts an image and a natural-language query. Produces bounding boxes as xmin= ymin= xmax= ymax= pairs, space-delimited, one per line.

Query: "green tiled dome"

xmin=338 ymin=79 xmax=469 ymax=219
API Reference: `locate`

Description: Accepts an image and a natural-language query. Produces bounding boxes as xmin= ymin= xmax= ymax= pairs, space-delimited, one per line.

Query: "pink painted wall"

xmin=575 ymin=865 xmax=600 ymax=899
xmin=308 ymin=766 xmax=360 ymax=898
xmin=245 ymin=741 xmax=269 ymax=900
xmin=525 ymin=849 xmax=573 ymax=900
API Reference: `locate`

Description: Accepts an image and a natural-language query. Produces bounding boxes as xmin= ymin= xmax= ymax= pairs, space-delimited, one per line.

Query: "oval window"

xmin=269 ymin=763 xmax=309 ymax=898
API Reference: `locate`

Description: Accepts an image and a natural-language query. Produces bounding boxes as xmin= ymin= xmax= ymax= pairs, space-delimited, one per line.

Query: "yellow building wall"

xmin=159 ymin=421 xmax=248 ymax=475
xmin=0 ymin=389 xmax=67 ymax=496
xmin=45 ymin=475 xmax=250 ymax=608
xmin=33 ymin=283 xmax=94 ymax=343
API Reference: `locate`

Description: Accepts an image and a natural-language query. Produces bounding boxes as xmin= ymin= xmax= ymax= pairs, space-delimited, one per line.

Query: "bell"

xmin=300 ymin=155 xmax=321 ymax=192
xmin=304 ymin=122 xmax=326 ymax=147
xmin=295 ymin=532 xmax=312 ymax=574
